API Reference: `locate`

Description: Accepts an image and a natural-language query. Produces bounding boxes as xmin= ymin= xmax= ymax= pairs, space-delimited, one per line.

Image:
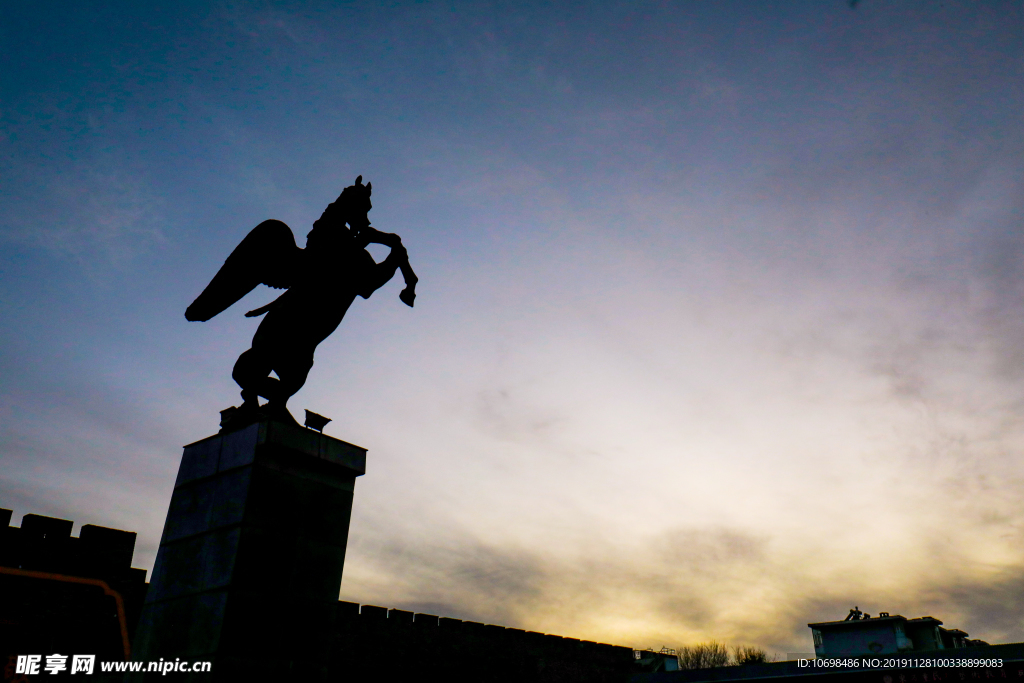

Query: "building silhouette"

xmin=809 ymin=607 xmax=988 ymax=657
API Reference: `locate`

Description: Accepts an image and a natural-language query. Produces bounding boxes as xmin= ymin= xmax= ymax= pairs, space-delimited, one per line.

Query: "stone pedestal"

xmin=131 ymin=420 xmax=365 ymax=680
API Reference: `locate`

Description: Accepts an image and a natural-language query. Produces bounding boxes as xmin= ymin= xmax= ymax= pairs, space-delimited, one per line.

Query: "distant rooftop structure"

xmin=634 ymin=647 xmax=681 ymax=673
xmin=809 ymin=607 xmax=988 ymax=657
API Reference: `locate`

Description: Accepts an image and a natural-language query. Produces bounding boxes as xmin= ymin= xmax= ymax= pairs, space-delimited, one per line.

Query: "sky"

xmin=3 ymin=0 xmax=1024 ymax=657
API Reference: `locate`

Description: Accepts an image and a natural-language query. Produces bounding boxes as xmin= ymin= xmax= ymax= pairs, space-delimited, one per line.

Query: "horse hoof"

xmin=219 ymin=404 xmax=259 ymax=433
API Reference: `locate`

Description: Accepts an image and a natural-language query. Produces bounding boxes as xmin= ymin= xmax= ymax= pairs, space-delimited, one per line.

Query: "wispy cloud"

xmin=1 ymin=163 xmax=165 ymax=266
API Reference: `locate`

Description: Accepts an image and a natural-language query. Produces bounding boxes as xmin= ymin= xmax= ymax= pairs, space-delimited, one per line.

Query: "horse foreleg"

xmin=358 ymin=226 xmax=418 ymax=307
xmin=398 ymin=259 xmax=418 ymax=307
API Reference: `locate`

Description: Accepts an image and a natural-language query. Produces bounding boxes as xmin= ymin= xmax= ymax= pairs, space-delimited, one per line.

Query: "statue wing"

xmin=185 ymin=220 xmax=301 ymax=322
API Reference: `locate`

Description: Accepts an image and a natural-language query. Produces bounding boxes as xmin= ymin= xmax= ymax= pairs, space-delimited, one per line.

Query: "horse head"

xmin=308 ymin=175 xmax=372 ymax=241
xmin=339 ymin=175 xmax=372 ymax=235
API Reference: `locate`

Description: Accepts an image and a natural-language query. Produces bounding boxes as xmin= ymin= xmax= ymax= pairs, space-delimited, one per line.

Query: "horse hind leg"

xmin=232 ymin=348 xmax=276 ymax=410
xmin=265 ymin=353 xmax=315 ymax=417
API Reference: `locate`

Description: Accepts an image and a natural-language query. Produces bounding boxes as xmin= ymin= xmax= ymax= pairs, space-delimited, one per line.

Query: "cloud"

xmin=940 ymin=568 xmax=1024 ymax=644
xmin=341 ymin=518 xmax=795 ymax=649
xmin=342 ymin=521 xmax=550 ymax=627
xmin=0 ymin=163 xmax=166 ymax=267
xmin=473 ymin=387 xmax=567 ymax=446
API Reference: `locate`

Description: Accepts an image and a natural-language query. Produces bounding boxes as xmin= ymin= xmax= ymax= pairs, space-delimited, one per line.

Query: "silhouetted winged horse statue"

xmin=185 ymin=176 xmax=417 ymax=430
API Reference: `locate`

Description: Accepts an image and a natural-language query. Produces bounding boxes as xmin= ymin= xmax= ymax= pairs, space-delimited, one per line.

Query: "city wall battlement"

xmin=0 ymin=507 xmax=637 ymax=680
xmin=328 ymin=600 xmax=635 ymax=681
xmin=4 ymin=420 xmax=639 ymax=680
xmin=0 ymin=509 xmax=150 ymax=665
xmin=0 ymin=508 xmax=147 ymax=586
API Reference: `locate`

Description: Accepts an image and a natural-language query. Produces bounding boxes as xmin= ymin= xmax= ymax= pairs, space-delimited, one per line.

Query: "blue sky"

xmin=3 ymin=0 xmax=1024 ymax=654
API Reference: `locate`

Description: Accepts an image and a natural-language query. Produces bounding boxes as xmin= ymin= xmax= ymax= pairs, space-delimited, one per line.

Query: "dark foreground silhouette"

xmin=185 ymin=176 xmax=416 ymax=429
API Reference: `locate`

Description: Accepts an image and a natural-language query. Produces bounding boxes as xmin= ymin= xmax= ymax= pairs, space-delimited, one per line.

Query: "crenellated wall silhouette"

xmin=0 ymin=506 xmax=636 ymax=681
xmin=0 ymin=509 xmax=149 ymax=665
xmin=329 ymin=601 xmax=635 ymax=682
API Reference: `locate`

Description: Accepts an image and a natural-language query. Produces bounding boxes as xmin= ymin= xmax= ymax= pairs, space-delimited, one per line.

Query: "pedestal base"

xmin=131 ymin=420 xmax=366 ymax=680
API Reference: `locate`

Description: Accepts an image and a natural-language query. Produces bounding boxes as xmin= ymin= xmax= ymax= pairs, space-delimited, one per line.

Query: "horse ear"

xmin=355 ymin=175 xmax=362 ymax=185
xmin=366 ymin=182 xmax=371 ymax=195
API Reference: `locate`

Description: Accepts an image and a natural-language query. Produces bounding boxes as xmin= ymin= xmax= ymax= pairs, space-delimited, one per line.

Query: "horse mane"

xmin=309 ymin=176 xmax=371 ymax=237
